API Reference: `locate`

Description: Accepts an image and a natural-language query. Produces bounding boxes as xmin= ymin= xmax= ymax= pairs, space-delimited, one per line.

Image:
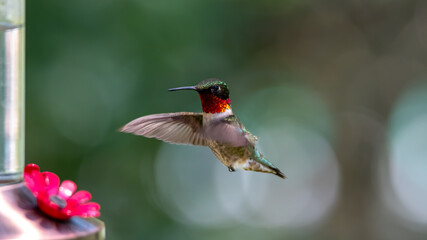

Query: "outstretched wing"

xmin=205 ymin=115 xmax=257 ymax=147
xmin=120 ymin=113 xmax=207 ymax=146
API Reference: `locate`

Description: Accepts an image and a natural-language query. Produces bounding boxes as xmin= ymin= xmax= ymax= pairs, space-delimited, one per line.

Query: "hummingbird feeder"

xmin=0 ymin=1 xmax=105 ymax=239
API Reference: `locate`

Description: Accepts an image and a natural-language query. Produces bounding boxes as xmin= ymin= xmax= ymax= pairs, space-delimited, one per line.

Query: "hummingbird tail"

xmin=271 ymin=167 xmax=286 ymax=179
xmin=247 ymin=150 xmax=287 ymax=179
xmin=234 ymin=154 xmax=286 ymax=179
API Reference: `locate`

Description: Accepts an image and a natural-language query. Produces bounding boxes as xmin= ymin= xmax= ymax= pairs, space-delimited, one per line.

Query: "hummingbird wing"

xmin=120 ymin=113 xmax=207 ymax=146
xmin=205 ymin=115 xmax=256 ymax=147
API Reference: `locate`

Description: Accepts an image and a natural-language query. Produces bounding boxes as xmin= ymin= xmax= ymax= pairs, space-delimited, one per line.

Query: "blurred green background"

xmin=26 ymin=0 xmax=427 ymax=239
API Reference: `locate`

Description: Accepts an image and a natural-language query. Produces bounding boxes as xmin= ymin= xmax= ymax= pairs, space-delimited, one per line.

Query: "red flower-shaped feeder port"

xmin=24 ymin=164 xmax=100 ymax=220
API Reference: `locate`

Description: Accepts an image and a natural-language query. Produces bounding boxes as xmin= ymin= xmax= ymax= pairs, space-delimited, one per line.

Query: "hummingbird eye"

xmin=214 ymin=85 xmax=220 ymax=91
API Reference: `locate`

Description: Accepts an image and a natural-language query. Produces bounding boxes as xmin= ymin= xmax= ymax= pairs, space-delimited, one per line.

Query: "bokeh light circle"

xmin=215 ymin=124 xmax=339 ymax=228
xmin=385 ymin=81 xmax=427 ymax=228
xmin=155 ymin=144 xmax=233 ymax=227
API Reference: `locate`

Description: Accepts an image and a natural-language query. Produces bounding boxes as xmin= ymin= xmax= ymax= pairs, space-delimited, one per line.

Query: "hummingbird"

xmin=120 ymin=79 xmax=286 ymax=179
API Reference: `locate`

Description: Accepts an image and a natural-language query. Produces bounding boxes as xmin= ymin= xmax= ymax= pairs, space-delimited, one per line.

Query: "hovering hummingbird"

xmin=120 ymin=79 xmax=286 ymax=179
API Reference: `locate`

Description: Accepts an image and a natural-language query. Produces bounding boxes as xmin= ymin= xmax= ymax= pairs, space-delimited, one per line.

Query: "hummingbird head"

xmin=168 ymin=79 xmax=231 ymax=114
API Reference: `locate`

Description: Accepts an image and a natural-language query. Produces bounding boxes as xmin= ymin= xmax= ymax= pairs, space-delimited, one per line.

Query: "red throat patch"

xmin=199 ymin=94 xmax=230 ymax=114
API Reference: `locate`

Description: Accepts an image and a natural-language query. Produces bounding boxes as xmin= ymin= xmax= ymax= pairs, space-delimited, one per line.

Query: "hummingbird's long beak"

xmin=168 ymin=86 xmax=196 ymax=91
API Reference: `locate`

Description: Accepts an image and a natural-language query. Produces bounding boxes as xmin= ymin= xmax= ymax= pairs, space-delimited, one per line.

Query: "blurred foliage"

xmin=25 ymin=0 xmax=427 ymax=239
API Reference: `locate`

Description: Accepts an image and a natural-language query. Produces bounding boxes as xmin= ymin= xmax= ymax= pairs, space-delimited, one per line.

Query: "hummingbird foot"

xmin=228 ymin=166 xmax=236 ymax=172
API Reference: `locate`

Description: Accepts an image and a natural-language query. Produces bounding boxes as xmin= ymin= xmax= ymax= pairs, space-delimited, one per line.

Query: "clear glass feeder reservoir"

xmin=0 ymin=0 xmax=25 ymax=184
